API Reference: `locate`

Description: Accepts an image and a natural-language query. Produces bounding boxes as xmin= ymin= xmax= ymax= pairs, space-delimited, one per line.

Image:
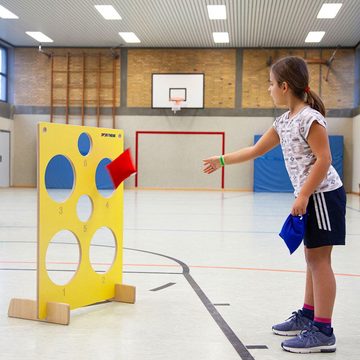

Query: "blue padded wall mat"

xmin=253 ymin=135 xmax=343 ymax=192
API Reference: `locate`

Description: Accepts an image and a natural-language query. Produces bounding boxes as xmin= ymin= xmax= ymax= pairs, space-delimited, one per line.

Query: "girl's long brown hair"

xmin=271 ymin=56 xmax=326 ymax=116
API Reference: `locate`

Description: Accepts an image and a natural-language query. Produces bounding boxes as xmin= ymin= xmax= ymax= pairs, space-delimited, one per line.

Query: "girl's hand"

xmin=291 ymin=194 xmax=309 ymax=216
xmin=203 ymin=156 xmax=222 ymax=174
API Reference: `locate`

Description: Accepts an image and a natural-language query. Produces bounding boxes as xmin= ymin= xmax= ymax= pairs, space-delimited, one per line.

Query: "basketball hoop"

xmin=170 ymin=97 xmax=184 ymax=114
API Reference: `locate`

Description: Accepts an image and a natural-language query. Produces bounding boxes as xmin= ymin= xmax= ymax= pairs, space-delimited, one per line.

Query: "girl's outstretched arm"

xmin=203 ymin=127 xmax=279 ymax=174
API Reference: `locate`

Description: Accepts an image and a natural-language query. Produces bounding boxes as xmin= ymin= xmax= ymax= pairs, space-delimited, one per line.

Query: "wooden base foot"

xmin=46 ymin=302 xmax=70 ymax=325
xmin=113 ymin=284 xmax=136 ymax=304
xmin=8 ymin=298 xmax=38 ymax=321
xmin=8 ymin=298 xmax=70 ymax=325
xmin=8 ymin=287 xmax=134 ymax=326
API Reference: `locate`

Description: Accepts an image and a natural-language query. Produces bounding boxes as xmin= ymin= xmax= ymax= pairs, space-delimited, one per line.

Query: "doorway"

xmin=0 ymin=130 xmax=10 ymax=187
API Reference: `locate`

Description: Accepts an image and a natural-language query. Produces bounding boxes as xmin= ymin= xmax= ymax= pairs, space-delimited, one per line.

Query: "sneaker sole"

xmin=281 ymin=344 xmax=336 ymax=353
xmin=272 ymin=328 xmax=301 ymax=336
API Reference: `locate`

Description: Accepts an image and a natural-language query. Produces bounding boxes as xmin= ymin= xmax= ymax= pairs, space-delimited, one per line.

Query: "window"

xmin=0 ymin=47 xmax=7 ymax=102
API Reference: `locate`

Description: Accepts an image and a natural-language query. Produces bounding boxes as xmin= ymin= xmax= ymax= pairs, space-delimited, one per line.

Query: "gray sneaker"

xmin=281 ymin=325 xmax=336 ymax=353
xmin=272 ymin=310 xmax=312 ymax=336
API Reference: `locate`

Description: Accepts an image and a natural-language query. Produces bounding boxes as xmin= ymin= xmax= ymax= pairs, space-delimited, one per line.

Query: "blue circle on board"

xmin=45 ymin=155 xmax=75 ymax=202
xmin=95 ymin=158 xmax=115 ymax=194
xmin=78 ymin=133 xmax=91 ymax=156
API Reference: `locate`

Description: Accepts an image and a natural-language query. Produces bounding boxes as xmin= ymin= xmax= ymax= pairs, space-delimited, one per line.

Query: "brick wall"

xmin=127 ymin=49 xmax=236 ymax=108
xmin=14 ymin=48 xmax=51 ymax=106
xmin=242 ymin=48 xmax=354 ymax=109
xmin=14 ymin=47 xmax=354 ymax=110
xmin=14 ymin=48 xmax=120 ymax=107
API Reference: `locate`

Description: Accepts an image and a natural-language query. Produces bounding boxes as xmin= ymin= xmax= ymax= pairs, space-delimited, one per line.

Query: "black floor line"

xmin=125 ymin=247 xmax=255 ymax=360
xmin=150 ymin=282 xmax=176 ymax=291
xmin=0 ymin=268 xmax=36 ymax=271
xmin=2 ymin=240 xmax=259 ymax=358
xmin=85 ymin=300 xmax=111 ymax=307
xmin=347 ymin=205 xmax=360 ymax=212
xmin=246 ymin=345 xmax=268 ymax=349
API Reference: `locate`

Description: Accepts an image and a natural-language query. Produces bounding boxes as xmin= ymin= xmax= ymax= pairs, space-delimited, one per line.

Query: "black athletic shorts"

xmin=304 ymin=186 xmax=346 ymax=248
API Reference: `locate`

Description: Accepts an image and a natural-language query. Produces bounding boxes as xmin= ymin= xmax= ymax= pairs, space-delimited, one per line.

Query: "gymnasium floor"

xmin=1 ymin=187 xmax=359 ymax=360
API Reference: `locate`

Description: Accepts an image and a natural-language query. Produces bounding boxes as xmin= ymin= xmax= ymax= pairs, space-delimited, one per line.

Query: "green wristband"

xmin=219 ymin=155 xmax=225 ymax=167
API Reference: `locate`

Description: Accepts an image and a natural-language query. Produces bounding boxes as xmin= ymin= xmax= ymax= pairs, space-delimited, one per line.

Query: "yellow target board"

xmin=8 ymin=122 xmax=135 ymax=325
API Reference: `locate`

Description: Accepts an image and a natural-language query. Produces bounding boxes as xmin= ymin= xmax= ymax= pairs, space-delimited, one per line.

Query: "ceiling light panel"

xmin=305 ymin=31 xmax=325 ymax=43
xmin=95 ymin=5 xmax=121 ymax=20
xmin=213 ymin=32 xmax=229 ymax=43
xmin=119 ymin=32 xmax=141 ymax=43
xmin=207 ymin=5 xmax=227 ymax=20
xmin=25 ymin=32 xmax=54 ymax=43
xmin=0 ymin=5 xmax=19 ymax=19
xmin=317 ymin=3 xmax=342 ymax=19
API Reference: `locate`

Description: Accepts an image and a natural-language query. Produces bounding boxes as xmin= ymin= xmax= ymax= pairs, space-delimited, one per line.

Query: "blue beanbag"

xmin=279 ymin=214 xmax=308 ymax=254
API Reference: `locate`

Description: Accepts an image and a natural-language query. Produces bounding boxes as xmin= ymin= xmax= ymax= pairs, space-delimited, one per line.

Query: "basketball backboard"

xmin=152 ymin=73 xmax=204 ymax=110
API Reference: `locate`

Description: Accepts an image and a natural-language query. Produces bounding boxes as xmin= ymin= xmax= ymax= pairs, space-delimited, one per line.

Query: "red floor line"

xmin=1 ymin=260 xmax=360 ymax=277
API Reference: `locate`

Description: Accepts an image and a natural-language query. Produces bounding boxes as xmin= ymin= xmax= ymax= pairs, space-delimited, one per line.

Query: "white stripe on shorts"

xmin=320 ymin=192 xmax=332 ymax=231
xmin=313 ymin=193 xmax=323 ymax=230
xmin=313 ymin=193 xmax=331 ymax=231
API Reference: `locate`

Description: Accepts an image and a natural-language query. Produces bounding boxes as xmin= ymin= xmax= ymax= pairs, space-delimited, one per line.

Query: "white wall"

xmin=117 ymin=115 xmax=273 ymax=190
xmin=0 ymin=116 xmax=14 ymax=186
xmin=352 ymin=113 xmax=360 ymax=193
xmin=12 ymin=114 xmax=354 ymax=192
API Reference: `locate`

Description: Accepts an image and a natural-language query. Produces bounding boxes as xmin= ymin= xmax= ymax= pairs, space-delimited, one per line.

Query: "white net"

xmin=170 ymin=98 xmax=184 ymax=114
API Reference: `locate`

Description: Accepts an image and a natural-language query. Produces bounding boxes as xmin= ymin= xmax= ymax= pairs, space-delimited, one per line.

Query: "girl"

xmin=203 ymin=56 xmax=346 ymax=354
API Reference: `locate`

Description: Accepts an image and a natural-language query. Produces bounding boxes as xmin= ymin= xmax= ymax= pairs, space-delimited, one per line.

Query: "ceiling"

xmin=0 ymin=0 xmax=359 ymax=48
